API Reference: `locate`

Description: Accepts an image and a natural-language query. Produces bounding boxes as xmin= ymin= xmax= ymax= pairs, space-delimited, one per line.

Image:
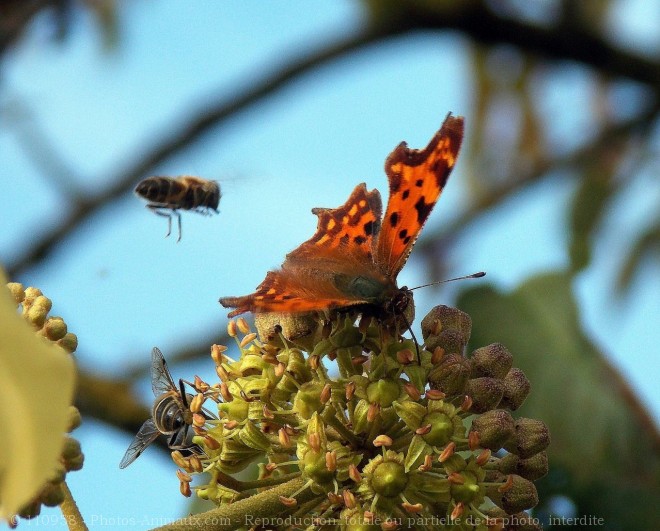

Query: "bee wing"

xmin=119 ymin=418 xmax=160 ymax=469
xmin=150 ymin=347 xmax=178 ymax=397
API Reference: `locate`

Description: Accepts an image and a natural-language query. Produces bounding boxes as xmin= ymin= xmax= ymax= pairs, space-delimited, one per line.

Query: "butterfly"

xmin=219 ymin=113 xmax=464 ymax=321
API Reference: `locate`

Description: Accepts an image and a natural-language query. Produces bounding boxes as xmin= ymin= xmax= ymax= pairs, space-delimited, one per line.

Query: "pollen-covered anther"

xmin=210 ymin=344 xmax=228 ymax=365
xmin=262 ymin=405 xmax=274 ymax=419
xmin=309 ymin=433 xmax=321 ymax=453
xmin=224 ymin=420 xmax=239 ymax=429
xmin=309 ymin=354 xmax=320 ymax=370
xmin=382 ymin=519 xmax=398 ymax=530
xmin=192 ymin=413 xmax=206 ymax=427
xmin=468 ymin=430 xmax=480 ymax=450
xmin=171 ymin=450 xmax=187 ymax=468
xmin=278 ymin=428 xmax=291 ymax=447
xmin=188 ymin=455 xmax=204 ymax=474
xmin=325 ymin=450 xmax=337 ymax=472
xmin=348 ymin=464 xmax=362 ymax=483
xmin=203 ymin=435 xmax=220 ymax=451
xmin=275 ymin=362 xmax=285 ymax=377
xmin=342 ymin=489 xmax=356 ymax=508
xmin=448 ymin=472 xmax=465 ymax=485
xmin=227 ymin=320 xmax=238 ymax=337
xmin=367 ymin=402 xmax=380 ymax=422
xmin=215 ymin=365 xmax=230 ymax=382
xmin=265 ymin=463 xmax=278 ymax=472
xmin=239 ymin=332 xmax=257 ymax=348
xmin=397 ymin=348 xmax=415 ymax=365
xmin=220 ymin=382 xmax=232 ymax=402
xmin=327 ymin=492 xmax=342 ymax=505
xmin=426 ymin=389 xmax=446 ymax=400
xmin=189 ymin=393 xmax=205 ymax=413
xmin=363 ymin=510 xmax=375 ymax=524
xmin=477 ymin=449 xmax=492 ymax=466
xmin=498 ymin=474 xmax=514 ymax=493
xmin=373 ymin=434 xmax=393 ymax=447
xmin=415 ymin=424 xmax=432 ymax=436
xmin=345 ymin=381 xmax=356 ymax=400
xmin=352 ymin=354 xmax=369 ymax=366
xmin=439 ymin=441 xmax=456 ymax=462
xmin=320 ymin=383 xmax=332 ymax=404
xmin=432 ymin=346 xmax=445 ymax=364
xmin=418 ymin=454 xmax=433 ymax=472
xmin=236 ymin=317 xmax=251 ymax=334
xmin=403 ymin=501 xmax=423 ymax=513
xmin=176 ymin=469 xmax=192 ymax=483
xmin=179 ymin=480 xmax=192 ymax=498
xmin=404 ymin=382 xmax=421 ymax=401
xmin=450 ymin=502 xmax=465 ymax=520
xmin=460 ymin=395 xmax=473 ymax=411
xmin=279 ymin=496 xmax=297 ymax=507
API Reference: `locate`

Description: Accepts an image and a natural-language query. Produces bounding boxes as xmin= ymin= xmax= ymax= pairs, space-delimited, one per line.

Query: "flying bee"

xmin=135 ymin=176 xmax=221 ymax=242
xmin=119 ymin=347 xmax=214 ymax=469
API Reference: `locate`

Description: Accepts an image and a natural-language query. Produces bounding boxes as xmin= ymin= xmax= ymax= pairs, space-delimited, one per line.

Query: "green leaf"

xmin=0 ymin=270 xmax=75 ymax=518
xmin=457 ymin=272 xmax=659 ymax=528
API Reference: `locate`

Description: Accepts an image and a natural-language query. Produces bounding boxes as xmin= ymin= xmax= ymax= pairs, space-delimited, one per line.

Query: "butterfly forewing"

xmin=377 ymin=114 xmax=464 ymax=277
xmin=119 ymin=418 xmax=160 ymax=469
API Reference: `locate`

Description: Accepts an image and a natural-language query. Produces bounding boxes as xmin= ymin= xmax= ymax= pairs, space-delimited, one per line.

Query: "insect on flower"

xmin=135 ymin=175 xmax=221 ymax=242
xmin=119 ymin=347 xmax=214 ymax=469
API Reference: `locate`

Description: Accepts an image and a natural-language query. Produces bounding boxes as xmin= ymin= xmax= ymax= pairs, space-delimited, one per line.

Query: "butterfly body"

xmin=220 ymin=114 xmax=464 ymax=319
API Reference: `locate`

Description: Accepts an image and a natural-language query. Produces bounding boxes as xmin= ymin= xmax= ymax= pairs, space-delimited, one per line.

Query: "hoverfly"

xmin=119 ymin=347 xmax=211 ymax=469
xmin=135 ymin=176 xmax=221 ymax=242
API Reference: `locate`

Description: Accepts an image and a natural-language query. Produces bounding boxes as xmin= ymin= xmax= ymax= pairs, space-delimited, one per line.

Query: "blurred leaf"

xmin=568 ymin=157 xmax=619 ymax=272
xmin=0 ymin=270 xmax=76 ymax=518
xmin=616 ymin=220 xmax=660 ymax=294
xmin=457 ymin=272 xmax=659 ymax=528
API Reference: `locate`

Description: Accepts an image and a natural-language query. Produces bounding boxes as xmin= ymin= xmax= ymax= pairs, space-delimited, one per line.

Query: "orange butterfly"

xmin=220 ymin=113 xmax=464 ymax=319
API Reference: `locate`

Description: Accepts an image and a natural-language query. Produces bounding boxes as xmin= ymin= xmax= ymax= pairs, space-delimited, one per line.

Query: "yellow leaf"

xmin=0 ymin=269 xmax=75 ymax=518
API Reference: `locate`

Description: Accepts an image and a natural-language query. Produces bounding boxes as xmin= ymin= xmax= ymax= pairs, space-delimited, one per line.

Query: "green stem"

xmin=153 ymin=476 xmax=320 ymax=531
xmin=60 ymin=481 xmax=88 ymax=531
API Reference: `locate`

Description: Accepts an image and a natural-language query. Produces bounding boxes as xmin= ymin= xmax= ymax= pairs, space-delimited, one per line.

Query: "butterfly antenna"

xmin=409 ymin=271 xmax=486 ymax=291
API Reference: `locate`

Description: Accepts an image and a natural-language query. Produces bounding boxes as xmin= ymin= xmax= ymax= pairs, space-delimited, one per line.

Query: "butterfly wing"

xmin=219 ymin=183 xmax=389 ymax=317
xmin=376 ymin=114 xmax=464 ymax=277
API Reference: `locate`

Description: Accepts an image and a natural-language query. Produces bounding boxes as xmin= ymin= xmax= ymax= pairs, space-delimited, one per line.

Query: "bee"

xmin=119 ymin=347 xmax=211 ymax=469
xmin=135 ymin=176 xmax=221 ymax=242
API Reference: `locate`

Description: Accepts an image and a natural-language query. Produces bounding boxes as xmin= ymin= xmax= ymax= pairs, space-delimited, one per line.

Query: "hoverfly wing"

xmin=119 ymin=418 xmax=160 ymax=469
xmin=150 ymin=347 xmax=178 ymax=397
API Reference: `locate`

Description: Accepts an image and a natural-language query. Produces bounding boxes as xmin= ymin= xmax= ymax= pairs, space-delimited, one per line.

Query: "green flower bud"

xmin=240 ymin=420 xmax=271 ymax=451
xmin=371 ymin=460 xmax=407 ymax=498
xmin=500 ymin=368 xmax=531 ymax=411
xmin=6 ymin=282 xmax=25 ymax=304
xmin=466 ymin=377 xmax=504 ymax=413
xmin=330 ymin=317 xmax=365 ymax=348
xmin=428 ymin=353 xmax=470 ymax=396
xmin=66 ymin=406 xmax=82 ymax=432
xmin=42 ymin=317 xmax=67 ymax=341
xmin=22 ymin=287 xmax=43 ymax=309
xmin=421 ymin=305 xmax=471 ymax=354
xmin=18 ymin=500 xmax=41 ymax=518
xmin=470 ymin=410 xmax=515 ymax=450
xmin=504 ymin=419 xmax=550 ymax=459
xmin=40 ymin=482 xmax=65 ymax=507
xmin=496 ymin=452 xmax=548 ymax=481
xmin=26 ymin=303 xmax=49 ymax=328
xmin=366 ymin=378 xmax=400 ymax=407
xmin=254 ymin=311 xmax=320 ymax=352
xmin=470 ymin=343 xmax=513 ymax=379
xmin=487 ymin=474 xmax=538 ymax=514
xmin=57 ymin=332 xmax=78 ymax=353
xmin=292 ymin=381 xmax=325 ymax=420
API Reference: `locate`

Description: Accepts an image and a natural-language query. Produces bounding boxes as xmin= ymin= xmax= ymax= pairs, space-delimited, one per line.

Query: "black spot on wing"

xmin=414 ymin=196 xmax=433 ymax=224
xmin=402 ymin=190 xmax=409 ymax=200
xmin=388 ymin=212 xmax=399 ymax=228
xmin=363 ymin=220 xmax=375 ymax=235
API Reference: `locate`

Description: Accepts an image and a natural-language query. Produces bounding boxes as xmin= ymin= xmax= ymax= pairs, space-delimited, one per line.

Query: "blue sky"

xmin=1 ymin=1 xmax=658 ymax=528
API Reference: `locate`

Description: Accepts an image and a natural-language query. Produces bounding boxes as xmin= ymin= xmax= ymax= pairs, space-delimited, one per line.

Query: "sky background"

xmin=1 ymin=1 xmax=658 ymax=529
